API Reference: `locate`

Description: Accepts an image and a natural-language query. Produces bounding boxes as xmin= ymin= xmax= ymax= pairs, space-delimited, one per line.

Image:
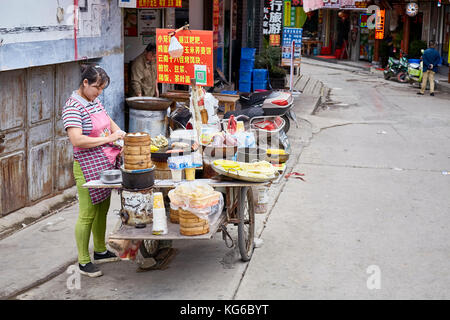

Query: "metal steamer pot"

xmin=120 ymin=165 xmax=155 ymax=190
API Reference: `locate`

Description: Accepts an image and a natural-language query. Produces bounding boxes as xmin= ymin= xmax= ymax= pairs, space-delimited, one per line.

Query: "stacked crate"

xmin=252 ymin=69 xmax=268 ymax=90
xmin=239 ymin=48 xmax=256 ymax=93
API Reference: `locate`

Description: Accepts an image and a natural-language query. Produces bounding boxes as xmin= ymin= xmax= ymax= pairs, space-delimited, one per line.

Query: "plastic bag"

xmin=107 ymin=238 xmax=142 ymax=261
xmin=168 ymin=181 xmax=224 ymax=220
xmin=204 ymin=93 xmax=219 ymax=123
xmin=168 ymin=36 xmax=183 ymax=58
xmin=234 ymin=131 xmax=256 ymax=148
xmin=227 ymin=115 xmax=237 ymax=134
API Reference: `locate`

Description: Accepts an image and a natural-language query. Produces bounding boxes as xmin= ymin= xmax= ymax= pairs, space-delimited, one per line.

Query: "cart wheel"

xmin=238 ymin=187 xmax=255 ymax=261
xmin=139 ymin=240 xmax=160 ymax=258
xmin=281 ymin=114 xmax=290 ymax=133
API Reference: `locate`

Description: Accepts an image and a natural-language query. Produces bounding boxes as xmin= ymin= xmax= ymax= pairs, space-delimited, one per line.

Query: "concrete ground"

xmin=235 ymin=59 xmax=450 ymax=299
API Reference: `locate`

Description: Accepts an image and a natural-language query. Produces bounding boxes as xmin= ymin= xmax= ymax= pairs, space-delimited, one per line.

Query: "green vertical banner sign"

xmin=284 ymin=0 xmax=296 ymax=27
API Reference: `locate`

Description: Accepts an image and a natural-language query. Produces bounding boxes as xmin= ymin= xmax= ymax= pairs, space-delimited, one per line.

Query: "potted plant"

xmin=255 ymin=39 xmax=287 ymax=89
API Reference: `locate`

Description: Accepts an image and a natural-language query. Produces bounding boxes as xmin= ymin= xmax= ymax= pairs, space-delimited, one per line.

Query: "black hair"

xmin=145 ymin=43 xmax=156 ymax=53
xmin=79 ymin=64 xmax=110 ymax=89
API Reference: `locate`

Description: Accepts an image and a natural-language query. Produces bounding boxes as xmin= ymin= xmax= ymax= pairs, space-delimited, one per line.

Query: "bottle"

xmin=200 ymin=108 xmax=209 ymax=124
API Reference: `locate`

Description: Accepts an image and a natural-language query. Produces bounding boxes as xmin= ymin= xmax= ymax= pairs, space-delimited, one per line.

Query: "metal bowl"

xmin=100 ymin=169 xmax=122 ymax=184
xmin=126 ymin=97 xmax=173 ymax=111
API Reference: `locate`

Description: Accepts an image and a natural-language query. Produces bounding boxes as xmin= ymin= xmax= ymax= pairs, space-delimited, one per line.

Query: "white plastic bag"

xmin=168 ymin=181 xmax=224 ymax=221
xmin=204 ymin=93 xmax=219 ymax=123
xmin=168 ymin=36 xmax=184 ymax=58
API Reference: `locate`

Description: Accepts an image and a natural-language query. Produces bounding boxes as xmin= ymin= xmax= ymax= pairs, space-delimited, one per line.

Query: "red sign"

xmin=375 ymin=9 xmax=385 ymax=40
xmin=270 ymin=34 xmax=281 ymax=46
xmin=156 ymin=29 xmax=214 ymax=87
xmin=213 ymin=0 xmax=220 ymax=49
xmin=137 ymin=0 xmax=182 ymax=8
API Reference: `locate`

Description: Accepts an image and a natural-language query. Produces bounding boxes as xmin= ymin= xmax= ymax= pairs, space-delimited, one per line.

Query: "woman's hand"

xmin=108 ymin=130 xmax=124 ymax=143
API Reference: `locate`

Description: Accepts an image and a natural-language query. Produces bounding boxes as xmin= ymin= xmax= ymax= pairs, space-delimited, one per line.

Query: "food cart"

xmin=82 ymin=112 xmax=288 ymax=264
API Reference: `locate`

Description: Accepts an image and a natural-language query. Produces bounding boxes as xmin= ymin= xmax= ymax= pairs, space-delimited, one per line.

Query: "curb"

xmin=0 ymin=187 xmax=78 ymax=239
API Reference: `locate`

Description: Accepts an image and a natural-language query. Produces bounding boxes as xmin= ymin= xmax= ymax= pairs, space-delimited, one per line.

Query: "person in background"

xmin=62 ymin=65 xmax=126 ymax=277
xmin=417 ymin=41 xmax=441 ymax=96
xmin=130 ymin=43 xmax=159 ymax=97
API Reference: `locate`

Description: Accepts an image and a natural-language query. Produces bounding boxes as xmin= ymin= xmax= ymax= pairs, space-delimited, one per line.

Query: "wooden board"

xmin=108 ymin=212 xmax=227 ymax=241
xmin=82 ymin=178 xmax=267 ymax=189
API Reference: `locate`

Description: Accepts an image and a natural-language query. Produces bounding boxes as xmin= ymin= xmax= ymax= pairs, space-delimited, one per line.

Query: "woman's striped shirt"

xmin=62 ymin=91 xmax=108 ymax=136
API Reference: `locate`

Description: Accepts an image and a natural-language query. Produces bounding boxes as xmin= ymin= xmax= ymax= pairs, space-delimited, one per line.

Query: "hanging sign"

xmin=213 ymin=0 xmax=220 ymax=49
xmin=263 ymin=0 xmax=283 ymax=46
xmin=119 ymin=0 xmax=182 ymax=8
xmin=156 ymin=29 xmax=214 ymax=87
xmin=375 ymin=9 xmax=385 ymax=40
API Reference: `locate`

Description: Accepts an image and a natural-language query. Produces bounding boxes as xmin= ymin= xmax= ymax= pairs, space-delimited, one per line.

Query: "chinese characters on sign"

xmin=156 ymin=29 xmax=214 ymax=87
xmin=213 ymin=0 xmax=220 ymax=49
xmin=137 ymin=0 xmax=182 ymax=7
xmin=282 ymin=27 xmax=302 ymax=66
xmin=263 ymin=0 xmax=283 ymax=46
xmin=375 ymin=9 xmax=385 ymax=40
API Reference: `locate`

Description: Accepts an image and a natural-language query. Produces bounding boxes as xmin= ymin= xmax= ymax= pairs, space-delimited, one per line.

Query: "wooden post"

xmin=402 ymin=15 xmax=410 ymax=54
xmin=374 ymin=39 xmax=380 ymax=64
xmin=190 ymin=79 xmax=202 ymax=143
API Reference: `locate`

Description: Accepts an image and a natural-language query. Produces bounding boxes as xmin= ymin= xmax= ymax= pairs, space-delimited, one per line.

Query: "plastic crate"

xmin=239 ymin=81 xmax=252 ymax=93
xmin=408 ymin=59 xmax=420 ymax=64
xmin=239 ymin=70 xmax=252 ymax=82
xmin=252 ymin=69 xmax=268 ymax=82
xmin=240 ymin=59 xmax=255 ymax=71
xmin=252 ymin=81 xmax=267 ymax=90
xmin=241 ymin=48 xmax=256 ymax=60
xmin=221 ymin=90 xmax=238 ymax=95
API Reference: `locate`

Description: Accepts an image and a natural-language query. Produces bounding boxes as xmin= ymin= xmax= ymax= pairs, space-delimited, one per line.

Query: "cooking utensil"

xmin=120 ymin=165 xmax=155 ymax=190
xmin=126 ymin=97 xmax=172 ymax=111
xmin=100 ymin=170 xmax=122 ymax=184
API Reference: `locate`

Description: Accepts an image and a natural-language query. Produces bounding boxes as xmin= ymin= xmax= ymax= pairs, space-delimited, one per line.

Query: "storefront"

xmin=121 ymin=0 xmax=243 ymax=93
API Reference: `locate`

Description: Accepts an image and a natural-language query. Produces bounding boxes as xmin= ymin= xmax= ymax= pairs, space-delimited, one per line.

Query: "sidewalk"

xmin=305 ymin=56 xmax=450 ymax=94
xmin=0 ymin=73 xmax=327 ymax=300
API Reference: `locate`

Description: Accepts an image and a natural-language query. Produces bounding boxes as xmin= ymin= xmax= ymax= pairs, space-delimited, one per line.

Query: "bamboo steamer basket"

xmin=124 ymin=145 xmax=151 ymax=155
xmin=178 ymin=209 xmax=209 ymax=236
xmin=123 ymin=132 xmax=151 ymax=146
xmin=169 ymin=208 xmax=179 ymax=224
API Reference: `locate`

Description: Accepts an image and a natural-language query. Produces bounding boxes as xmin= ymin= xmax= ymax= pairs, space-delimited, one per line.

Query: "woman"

xmin=62 ymin=65 xmax=126 ymax=277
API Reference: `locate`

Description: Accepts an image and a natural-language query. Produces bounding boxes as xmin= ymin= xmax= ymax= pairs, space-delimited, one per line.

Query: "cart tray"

xmin=82 ymin=178 xmax=267 ymax=189
xmin=108 ymin=212 xmax=227 ymax=241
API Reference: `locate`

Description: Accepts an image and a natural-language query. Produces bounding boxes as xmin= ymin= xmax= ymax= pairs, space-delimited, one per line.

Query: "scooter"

xmin=224 ymin=90 xmax=295 ymax=133
xmin=384 ymin=55 xmax=409 ymax=82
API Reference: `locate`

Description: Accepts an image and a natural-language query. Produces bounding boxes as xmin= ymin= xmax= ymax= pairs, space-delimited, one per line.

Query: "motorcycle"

xmin=224 ymin=90 xmax=295 ymax=133
xmin=384 ymin=55 xmax=409 ymax=82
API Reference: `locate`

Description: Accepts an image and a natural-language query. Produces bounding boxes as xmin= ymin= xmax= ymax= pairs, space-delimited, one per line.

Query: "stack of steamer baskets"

xmin=168 ymin=183 xmax=222 ymax=236
xmin=119 ymin=132 xmax=155 ymax=228
xmin=123 ymin=132 xmax=153 ymax=170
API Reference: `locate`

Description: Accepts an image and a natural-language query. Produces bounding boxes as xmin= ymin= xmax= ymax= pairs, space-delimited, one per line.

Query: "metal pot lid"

xmin=126 ymin=97 xmax=172 ymax=111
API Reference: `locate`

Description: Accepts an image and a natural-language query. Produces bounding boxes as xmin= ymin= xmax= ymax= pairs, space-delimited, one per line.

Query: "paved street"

xmin=9 ymin=58 xmax=450 ymax=300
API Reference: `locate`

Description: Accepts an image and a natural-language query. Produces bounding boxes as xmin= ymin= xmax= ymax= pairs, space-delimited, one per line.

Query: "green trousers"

xmin=73 ymin=161 xmax=110 ymax=264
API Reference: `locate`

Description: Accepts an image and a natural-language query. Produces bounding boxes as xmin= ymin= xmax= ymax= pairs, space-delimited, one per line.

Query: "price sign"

xmin=156 ymin=29 xmax=214 ymax=86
